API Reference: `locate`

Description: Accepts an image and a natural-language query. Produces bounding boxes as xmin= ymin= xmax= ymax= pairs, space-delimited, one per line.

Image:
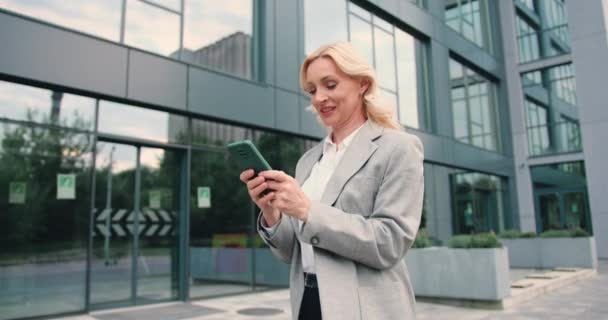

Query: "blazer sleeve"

xmin=256 ymin=211 xmax=296 ymax=264
xmin=299 ymin=134 xmax=424 ymax=270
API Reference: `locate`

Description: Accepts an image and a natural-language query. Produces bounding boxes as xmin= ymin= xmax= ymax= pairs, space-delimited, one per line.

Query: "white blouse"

xmin=262 ymin=123 xmax=365 ymax=274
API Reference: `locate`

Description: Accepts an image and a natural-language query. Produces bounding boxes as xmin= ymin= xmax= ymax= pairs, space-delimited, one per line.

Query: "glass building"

xmin=0 ymin=0 xmax=606 ymax=319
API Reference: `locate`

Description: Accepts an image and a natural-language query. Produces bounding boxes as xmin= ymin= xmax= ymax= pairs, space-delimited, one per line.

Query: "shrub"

xmin=498 ymin=229 xmax=522 ymax=239
xmin=412 ymin=229 xmax=432 ymax=248
xmin=540 ymin=229 xmax=571 ymax=238
xmin=448 ymin=232 xmax=503 ymax=249
xmin=498 ymin=229 xmax=537 ymax=238
xmin=521 ymin=231 xmax=537 ymax=238
xmin=570 ymin=227 xmax=591 ymax=237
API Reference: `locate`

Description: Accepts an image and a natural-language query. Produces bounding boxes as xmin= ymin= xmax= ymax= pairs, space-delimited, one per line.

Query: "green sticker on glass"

xmin=57 ymin=174 xmax=76 ymax=199
xmin=198 ymin=187 xmax=211 ymax=208
xmin=9 ymin=182 xmax=26 ymax=204
xmin=149 ymin=190 xmax=161 ymax=209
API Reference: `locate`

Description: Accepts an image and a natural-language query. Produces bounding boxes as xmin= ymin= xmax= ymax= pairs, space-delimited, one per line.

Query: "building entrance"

xmin=534 ymin=188 xmax=592 ymax=234
xmin=89 ymin=140 xmax=186 ymax=309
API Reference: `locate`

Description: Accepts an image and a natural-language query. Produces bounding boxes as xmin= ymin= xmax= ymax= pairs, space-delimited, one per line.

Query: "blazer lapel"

xmin=320 ymin=121 xmax=383 ymax=206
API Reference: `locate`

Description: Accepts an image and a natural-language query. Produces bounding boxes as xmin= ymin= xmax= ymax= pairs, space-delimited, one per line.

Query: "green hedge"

xmin=540 ymin=228 xmax=590 ymax=238
xmin=447 ymin=232 xmax=503 ymax=249
xmin=412 ymin=229 xmax=432 ymax=248
xmin=498 ymin=229 xmax=537 ymax=239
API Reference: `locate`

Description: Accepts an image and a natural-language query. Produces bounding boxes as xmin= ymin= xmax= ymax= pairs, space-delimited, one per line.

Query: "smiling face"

xmin=304 ymin=56 xmax=368 ymax=131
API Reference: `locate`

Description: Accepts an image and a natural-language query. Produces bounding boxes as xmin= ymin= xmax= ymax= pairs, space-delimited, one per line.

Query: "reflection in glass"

xmin=145 ymin=0 xmax=181 ymax=12
xmin=525 ymin=100 xmax=550 ymax=155
xmin=0 ymin=0 xmax=122 ymax=41
xmin=0 ymin=81 xmax=96 ymax=130
xmin=396 ymin=29 xmax=420 ymax=128
xmin=0 ymin=122 xmax=92 ymax=319
xmin=451 ymin=171 xmax=507 ymax=234
xmin=90 ymin=142 xmax=136 ymax=307
xmin=125 ymin=0 xmax=180 ymax=56
xmin=137 ymin=146 xmax=181 ymax=303
xmin=374 ymin=27 xmax=396 ymax=92
xmin=188 ymin=123 xmax=317 ymax=298
xmin=516 ymin=14 xmax=541 ymax=63
xmin=445 ymin=0 xmax=492 ymax=52
xmin=181 ymin=0 xmax=254 ymax=79
xmin=530 ymin=161 xmax=592 ymax=234
xmin=98 ymin=101 xmax=187 ymax=144
xmin=304 ymin=0 xmax=348 ymax=54
xmin=348 ymin=14 xmax=374 ymax=66
xmin=449 ymin=59 xmax=499 ymax=151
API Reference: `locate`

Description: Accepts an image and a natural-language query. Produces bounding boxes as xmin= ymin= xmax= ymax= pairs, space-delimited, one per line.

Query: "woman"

xmin=239 ymin=42 xmax=424 ymax=320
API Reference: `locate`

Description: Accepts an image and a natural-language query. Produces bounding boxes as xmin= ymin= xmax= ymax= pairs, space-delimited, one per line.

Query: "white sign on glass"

xmin=9 ymin=182 xmax=26 ymax=204
xmin=57 ymin=174 xmax=76 ymax=200
xmin=197 ymin=187 xmax=211 ymax=208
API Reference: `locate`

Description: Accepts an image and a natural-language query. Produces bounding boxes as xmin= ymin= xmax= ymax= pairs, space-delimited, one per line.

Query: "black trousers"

xmin=298 ymin=286 xmax=322 ymax=320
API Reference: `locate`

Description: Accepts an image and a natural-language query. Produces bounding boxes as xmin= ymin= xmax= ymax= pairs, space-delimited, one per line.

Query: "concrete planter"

xmin=406 ymin=247 xmax=510 ymax=301
xmin=501 ymin=237 xmax=598 ymax=269
xmin=500 ymin=238 xmax=540 ymax=268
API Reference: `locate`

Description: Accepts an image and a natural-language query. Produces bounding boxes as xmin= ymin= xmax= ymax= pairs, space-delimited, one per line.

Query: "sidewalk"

xmin=53 ymin=259 xmax=607 ymax=320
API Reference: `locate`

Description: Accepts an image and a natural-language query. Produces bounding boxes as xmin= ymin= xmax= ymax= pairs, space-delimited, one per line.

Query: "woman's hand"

xmin=260 ymin=170 xmax=311 ymax=222
xmin=240 ymin=169 xmax=281 ymax=226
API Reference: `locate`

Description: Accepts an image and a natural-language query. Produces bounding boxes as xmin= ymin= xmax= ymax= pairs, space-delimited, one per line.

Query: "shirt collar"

xmin=323 ymin=120 xmax=367 ymax=154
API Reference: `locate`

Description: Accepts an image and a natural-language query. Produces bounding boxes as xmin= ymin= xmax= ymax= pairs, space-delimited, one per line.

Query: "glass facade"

xmin=0 ymin=0 xmax=257 ymax=80
xmin=525 ymin=99 xmax=550 ymax=155
xmin=521 ymin=63 xmax=581 ymax=156
xmin=449 ymin=58 xmax=500 ymax=151
xmin=514 ymin=0 xmax=571 ymax=63
xmin=516 ymin=14 xmax=541 ymax=63
xmin=451 ymin=171 xmax=509 ymax=234
xmin=304 ymin=1 xmax=430 ymax=130
xmin=0 ymin=79 xmax=318 ymax=317
xmin=531 ymin=161 xmax=592 ymax=234
xmin=0 ymin=82 xmax=94 ymax=319
xmin=445 ymin=0 xmax=493 ymax=53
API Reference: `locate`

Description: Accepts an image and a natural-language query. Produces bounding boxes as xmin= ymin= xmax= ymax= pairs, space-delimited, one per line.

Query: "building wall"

xmin=566 ymin=0 xmax=608 ymax=258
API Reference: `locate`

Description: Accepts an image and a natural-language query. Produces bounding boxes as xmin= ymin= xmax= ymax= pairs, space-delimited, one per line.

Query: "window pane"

xmin=449 ymin=59 xmax=498 ymax=151
xmin=98 ymin=101 xmax=188 ymax=144
xmin=146 ymin=0 xmax=181 ymax=11
xmin=0 ymin=122 xmax=92 ymax=319
xmin=125 ymin=0 xmax=180 ymax=56
xmin=0 ymin=0 xmax=121 ymax=41
xmin=374 ymin=27 xmax=397 ymax=91
xmin=0 ymin=81 xmax=96 ymax=131
xmin=182 ymin=0 xmax=254 ymax=79
xmin=451 ymin=171 xmax=508 ymax=234
xmin=380 ymin=89 xmax=399 ymax=118
xmin=304 ymin=0 xmax=347 ymax=54
xmin=348 ymin=14 xmax=374 ymax=66
xmin=396 ymin=29 xmax=420 ymax=128
xmin=445 ymin=0 xmax=492 ymax=52
xmin=348 ymin=2 xmax=371 ymax=21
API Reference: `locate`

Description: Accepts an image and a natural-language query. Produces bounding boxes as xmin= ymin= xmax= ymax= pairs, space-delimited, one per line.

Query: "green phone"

xmin=227 ymin=140 xmax=272 ymax=175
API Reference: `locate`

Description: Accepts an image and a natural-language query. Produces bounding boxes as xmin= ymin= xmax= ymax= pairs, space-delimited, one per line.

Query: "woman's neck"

xmin=331 ymin=115 xmax=366 ymax=147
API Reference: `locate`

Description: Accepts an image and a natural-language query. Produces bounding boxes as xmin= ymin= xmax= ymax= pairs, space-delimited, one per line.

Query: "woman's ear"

xmin=359 ymin=79 xmax=370 ymax=96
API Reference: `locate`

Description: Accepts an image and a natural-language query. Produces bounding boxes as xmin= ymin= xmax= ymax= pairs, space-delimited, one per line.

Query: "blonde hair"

xmin=300 ymin=41 xmax=404 ymax=131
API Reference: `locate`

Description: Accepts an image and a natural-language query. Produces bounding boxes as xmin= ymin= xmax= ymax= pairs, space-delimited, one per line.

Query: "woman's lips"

xmin=320 ymin=106 xmax=336 ymax=116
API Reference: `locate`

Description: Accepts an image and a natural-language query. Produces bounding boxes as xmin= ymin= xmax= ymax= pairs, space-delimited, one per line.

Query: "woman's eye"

xmin=327 ymin=82 xmax=337 ymax=89
xmin=308 ymin=89 xmax=316 ymax=95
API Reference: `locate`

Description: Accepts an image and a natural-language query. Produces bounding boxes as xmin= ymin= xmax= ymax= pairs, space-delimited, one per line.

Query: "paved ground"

xmin=51 ymin=259 xmax=607 ymax=320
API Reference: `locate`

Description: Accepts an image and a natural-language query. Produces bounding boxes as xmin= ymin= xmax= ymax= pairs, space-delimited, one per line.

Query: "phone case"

xmin=227 ymin=140 xmax=272 ymax=174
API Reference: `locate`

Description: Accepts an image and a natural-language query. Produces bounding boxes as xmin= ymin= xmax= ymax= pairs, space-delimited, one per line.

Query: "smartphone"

xmin=227 ymin=140 xmax=272 ymax=175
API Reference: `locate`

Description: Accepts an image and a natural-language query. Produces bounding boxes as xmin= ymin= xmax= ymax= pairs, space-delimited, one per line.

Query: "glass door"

xmin=534 ymin=188 xmax=592 ymax=234
xmin=90 ymin=141 xmax=183 ymax=309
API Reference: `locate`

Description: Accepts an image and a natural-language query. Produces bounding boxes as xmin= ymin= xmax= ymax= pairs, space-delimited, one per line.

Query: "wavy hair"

xmin=299 ymin=41 xmax=403 ymax=131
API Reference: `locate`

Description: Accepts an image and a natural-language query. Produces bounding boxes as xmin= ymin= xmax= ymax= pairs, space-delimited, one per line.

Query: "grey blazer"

xmin=257 ymin=120 xmax=424 ymax=320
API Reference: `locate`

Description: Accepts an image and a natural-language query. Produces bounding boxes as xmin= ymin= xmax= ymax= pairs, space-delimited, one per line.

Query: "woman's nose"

xmin=312 ymin=92 xmax=328 ymax=106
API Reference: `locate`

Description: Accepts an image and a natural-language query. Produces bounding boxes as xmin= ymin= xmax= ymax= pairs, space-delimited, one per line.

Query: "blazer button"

xmin=311 ymin=236 xmax=319 ymax=245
